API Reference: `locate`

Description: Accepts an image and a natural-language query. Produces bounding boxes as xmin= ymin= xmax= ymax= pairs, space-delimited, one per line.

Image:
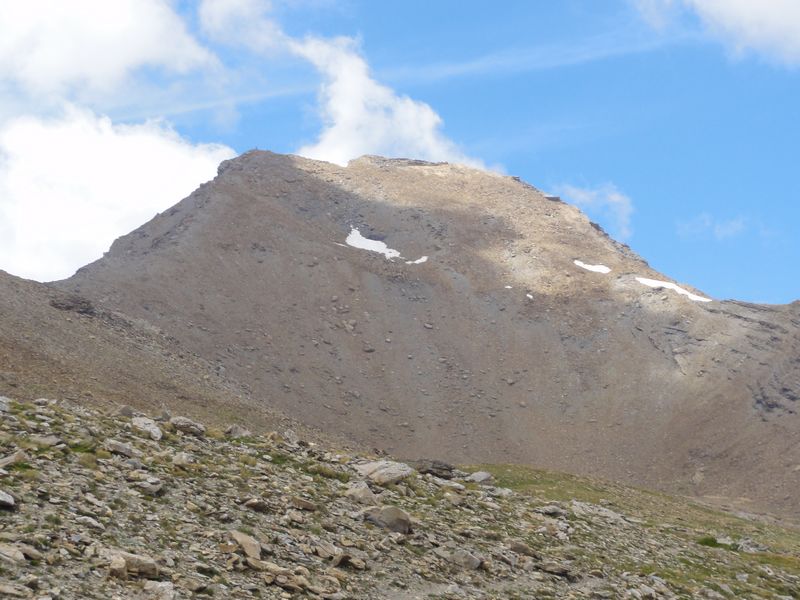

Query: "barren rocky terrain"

xmin=56 ymin=151 xmax=800 ymax=518
xmin=2 ymin=395 xmax=800 ymax=599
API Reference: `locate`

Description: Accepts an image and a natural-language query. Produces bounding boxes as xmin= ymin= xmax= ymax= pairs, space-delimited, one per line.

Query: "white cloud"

xmin=198 ymin=0 xmax=482 ymax=167
xmin=634 ymin=0 xmax=800 ymax=65
xmin=0 ymin=0 xmax=485 ymax=283
xmin=292 ymin=37 xmax=483 ymax=167
xmin=0 ymin=0 xmax=216 ymax=98
xmin=556 ymin=183 xmax=634 ymax=241
xmin=0 ymin=107 xmax=235 ymax=281
xmin=677 ymin=213 xmax=746 ymax=240
xmin=199 ymin=0 xmax=287 ymax=52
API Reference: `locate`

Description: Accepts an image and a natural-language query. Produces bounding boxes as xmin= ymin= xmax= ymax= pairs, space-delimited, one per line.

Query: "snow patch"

xmin=504 ymin=285 xmax=513 ymax=289
xmin=345 ymin=228 xmax=401 ymax=260
xmin=526 ymin=293 xmax=533 ymax=299
xmin=405 ymin=256 xmax=428 ymax=265
xmin=574 ymin=260 xmax=611 ymax=274
xmin=635 ymin=277 xmax=712 ymax=303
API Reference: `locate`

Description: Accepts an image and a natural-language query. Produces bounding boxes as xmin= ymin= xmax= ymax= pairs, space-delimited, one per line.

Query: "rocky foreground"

xmin=1 ymin=397 xmax=799 ymax=599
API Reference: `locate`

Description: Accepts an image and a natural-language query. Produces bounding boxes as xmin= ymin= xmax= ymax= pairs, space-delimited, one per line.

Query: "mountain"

xmin=0 ymin=268 xmax=324 ymax=442
xmin=58 ymin=150 xmax=800 ymax=517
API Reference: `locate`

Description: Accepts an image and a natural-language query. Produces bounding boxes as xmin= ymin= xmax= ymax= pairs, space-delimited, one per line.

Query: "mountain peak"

xmin=56 ymin=150 xmax=800 ymax=518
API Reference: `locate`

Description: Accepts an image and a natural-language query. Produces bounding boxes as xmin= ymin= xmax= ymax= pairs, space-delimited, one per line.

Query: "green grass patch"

xmin=305 ymin=463 xmax=350 ymax=483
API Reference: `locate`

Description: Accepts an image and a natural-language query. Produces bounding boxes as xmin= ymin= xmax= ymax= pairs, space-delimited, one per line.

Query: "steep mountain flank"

xmin=0 ymin=269 xmax=316 ymax=440
xmin=60 ymin=151 xmax=800 ymax=517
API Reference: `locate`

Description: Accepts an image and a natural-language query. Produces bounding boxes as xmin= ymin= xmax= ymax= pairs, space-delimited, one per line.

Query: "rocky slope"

xmin=2 ymin=395 xmax=800 ymax=599
xmin=58 ymin=151 xmax=800 ymax=518
xmin=0 ymin=269 xmax=340 ymax=447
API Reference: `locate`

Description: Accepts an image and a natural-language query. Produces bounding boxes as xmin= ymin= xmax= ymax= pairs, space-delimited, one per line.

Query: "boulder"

xmin=465 ymin=471 xmax=494 ymax=485
xmin=450 ymin=549 xmax=482 ymax=570
xmin=0 ymin=542 xmax=26 ymax=564
xmin=106 ymin=550 xmax=159 ymax=579
xmin=352 ymin=460 xmax=415 ymax=486
xmin=291 ymin=496 xmax=317 ymax=511
xmin=132 ymin=417 xmax=163 ymax=441
xmin=170 ymin=416 xmax=206 ymax=437
xmin=143 ymin=581 xmax=176 ymax=600
xmin=225 ymin=424 xmax=252 ymax=439
xmin=0 ymin=450 xmax=28 ymax=469
xmin=345 ymin=482 xmax=379 ymax=506
xmin=230 ymin=530 xmax=261 ymax=559
xmin=0 ymin=490 xmax=14 ymax=510
xmin=413 ymin=459 xmax=455 ymax=479
xmin=105 ymin=439 xmax=142 ymax=458
xmin=364 ymin=505 xmax=413 ymax=534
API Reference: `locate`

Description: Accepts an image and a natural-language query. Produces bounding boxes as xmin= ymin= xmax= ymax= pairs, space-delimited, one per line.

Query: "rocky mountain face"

xmin=2 ymin=396 xmax=800 ymax=599
xmin=0 ymin=269 xmax=329 ymax=445
xmin=58 ymin=151 xmax=800 ymax=518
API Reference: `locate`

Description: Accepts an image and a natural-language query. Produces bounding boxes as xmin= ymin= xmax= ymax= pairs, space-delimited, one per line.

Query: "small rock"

xmin=105 ymin=550 xmax=159 ymax=579
xmin=508 ymin=539 xmax=539 ymax=558
xmin=345 ymin=482 xmax=379 ymax=506
xmin=0 ymin=583 xmax=31 ymax=598
xmin=136 ymin=477 xmax=164 ymax=496
xmin=0 ymin=396 xmax=9 ymax=412
xmin=287 ymin=509 xmax=305 ymax=524
xmin=132 ymin=417 xmax=163 ymax=441
xmin=0 ymin=489 xmax=15 ymax=510
xmin=170 ymin=416 xmax=206 ymax=437
xmin=364 ymin=505 xmax=413 ymax=534
xmin=29 ymin=435 xmax=60 ymax=448
xmin=243 ymin=498 xmax=269 ymax=512
xmin=230 ymin=530 xmax=262 ymax=559
xmin=537 ymin=504 xmax=568 ymax=518
xmin=0 ymin=449 xmax=27 ymax=469
xmin=115 ymin=405 xmax=135 ymax=418
xmin=291 ymin=496 xmax=317 ymax=511
xmin=105 ymin=439 xmax=142 ymax=458
xmin=331 ymin=553 xmax=366 ymax=569
xmin=413 ymin=459 xmax=455 ymax=479
xmin=244 ymin=558 xmax=289 ymax=575
xmin=540 ymin=560 xmax=571 ymax=577
xmin=450 ymin=549 xmax=482 ymax=570
xmin=76 ymin=515 xmax=106 ymax=531
xmin=0 ymin=542 xmax=26 ymax=564
xmin=172 ymin=452 xmax=194 ymax=467
xmin=225 ymin=424 xmax=252 ymax=439
xmin=465 ymin=471 xmax=494 ymax=485
xmin=16 ymin=544 xmax=42 ymax=561
xmin=143 ymin=581 xmax=175 ymax=600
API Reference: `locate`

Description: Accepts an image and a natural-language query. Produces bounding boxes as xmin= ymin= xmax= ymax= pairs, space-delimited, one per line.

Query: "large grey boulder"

xmin=352 ymin=460 xmax=414 ymax=486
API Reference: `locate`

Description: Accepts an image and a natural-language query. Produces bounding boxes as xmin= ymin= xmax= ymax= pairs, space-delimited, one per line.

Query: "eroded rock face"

xmin=1 ymin=396 xmax=799 ymax=599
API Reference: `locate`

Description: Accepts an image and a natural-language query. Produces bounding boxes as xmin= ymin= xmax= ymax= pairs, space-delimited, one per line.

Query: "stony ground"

xmin=1 ymin=396 xmax=799 ymax=599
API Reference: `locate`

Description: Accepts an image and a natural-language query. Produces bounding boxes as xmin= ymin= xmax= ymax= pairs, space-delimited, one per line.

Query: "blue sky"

xmin=0 ymin=1 xmax=798 ymax=303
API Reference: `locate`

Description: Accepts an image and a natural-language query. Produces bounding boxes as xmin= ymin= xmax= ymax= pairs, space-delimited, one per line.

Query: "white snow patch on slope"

xmin=346 ymin=228 xmax=401 ymax=259
xmin=635 ymin=277 xmax=712 ymax=303
xmin=574 ymin=260 xmax=611 ymax=274
xmin=406 ymin=256 xmax=428 ymax=265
